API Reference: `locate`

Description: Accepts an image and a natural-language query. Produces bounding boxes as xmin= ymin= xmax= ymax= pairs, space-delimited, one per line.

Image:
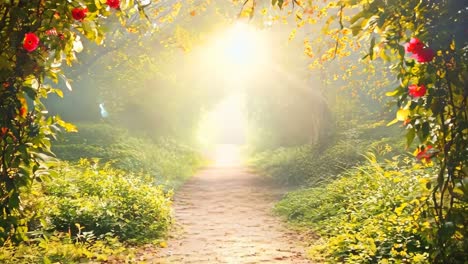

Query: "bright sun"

xmin=205 ymin=21 xmax=268 ymax=78
xmin=221 ymin=22 xmax=261 ymax=65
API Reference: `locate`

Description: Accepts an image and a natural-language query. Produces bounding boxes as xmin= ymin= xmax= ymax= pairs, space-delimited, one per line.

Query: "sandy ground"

xmin=150 ymin=166 xmax=313 ymax=264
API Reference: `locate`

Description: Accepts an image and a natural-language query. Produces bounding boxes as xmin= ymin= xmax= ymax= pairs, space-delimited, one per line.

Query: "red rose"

xmin=405 ymin=38 xmax=435 ymax=63
xmin=23 ymin=32 xmax=40 ymax=52
xmin=408 ymin=84 xmax=427 ymax=98
xmin=411 ymin=48 xmax=435 ymax=63
xmin=107 ymin=0 xmax=120 ymax=9
xmin=72 ymin=7 xmax=88 ymax=21
xmin=405 ymin=38 xmax=424 ymax=54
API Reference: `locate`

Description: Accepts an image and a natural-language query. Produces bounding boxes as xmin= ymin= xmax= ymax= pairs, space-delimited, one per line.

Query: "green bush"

xmin=274 ymin=159 xmax=442 ymax=263
xmin=0 ymin=233 xmax=136 ymax=264
xmin=52 ymin=123 xmax=204 ymax=188
xmin=0 ymin=124 xmax=200 ymax=261
xmin=41 ymin=160 xmax=172 ymax=243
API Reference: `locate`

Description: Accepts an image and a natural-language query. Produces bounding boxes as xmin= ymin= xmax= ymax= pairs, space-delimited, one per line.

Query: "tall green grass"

xmin=249 ymin=124 xmax=404 ymax=186
xmin=52 ymin=123 xmax=205 ymax=188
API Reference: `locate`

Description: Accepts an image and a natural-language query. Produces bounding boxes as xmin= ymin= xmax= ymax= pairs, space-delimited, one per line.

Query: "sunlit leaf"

xmin=396 ymin=109 xmax=410 ymax=121
xmin=385 ymin=88 xmax=402 ymax=97
xmin=387 ymin=118 xmax=399 ymax=126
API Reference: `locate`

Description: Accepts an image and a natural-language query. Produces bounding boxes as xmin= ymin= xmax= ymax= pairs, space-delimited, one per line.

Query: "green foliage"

xmin=0 ymin=159 xmax=174 ymax=262
xmin=0 ymin=232 xmax=136 ymax=264
xmin=249 ymin=123 xmax=404 ymax=185
xmin=0 ymin=0 xmax=157 ymax=244
xmin=40 ymin=160 xmax=172 ymax=243
xmin=294 ymin=1 xmax=468 ymax=261
xmin=0 ymin=127 xmax=197 ymax=260
xmin=249 ymin=143 xmax=355 ymax=186
xmin=52 ymin=123 xmax=204 ymax=188
xmin=259 ymin=1 xmax=467 ymax=261
xmin=275 ymin=160 xmax=452 ymax=263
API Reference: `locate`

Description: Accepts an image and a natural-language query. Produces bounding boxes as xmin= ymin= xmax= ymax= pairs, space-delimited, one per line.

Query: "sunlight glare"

xmin=197 ymin=93 xmax=246 ymax=145
xmin=223 ymin=22 xmax=260 ymax=66
xmin=213 ymin=144 xmax=243 ymax=167
xmin=197 ymin=93 xmax=246 ymax=166
xmin=204 ymin=21 xmax=268 ymax=80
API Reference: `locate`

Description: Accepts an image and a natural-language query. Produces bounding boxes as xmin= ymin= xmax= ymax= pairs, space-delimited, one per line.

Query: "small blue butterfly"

xmin=99 ymin=103 xmax=109 ymax=118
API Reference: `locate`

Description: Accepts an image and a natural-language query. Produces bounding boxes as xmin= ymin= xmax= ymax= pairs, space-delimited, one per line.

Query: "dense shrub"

xmin=40 ymin=160 xmax=172 ymax=243
xmin=52 ymin=123 xmax=204 ymax=188
xmin=0 ymin=123 xmax=203 ymax=261
xmin=275 ymin=159 xmax=439 ymax=263
xmin=0 ymin=233 xmax=135 ymax=263
xmin=0 ymin=160 xmax=174 ymax=262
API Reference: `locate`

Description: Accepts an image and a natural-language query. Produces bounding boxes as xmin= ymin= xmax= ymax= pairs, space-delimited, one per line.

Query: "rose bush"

xmin=0 ymin=0 xmax=158 ymax=244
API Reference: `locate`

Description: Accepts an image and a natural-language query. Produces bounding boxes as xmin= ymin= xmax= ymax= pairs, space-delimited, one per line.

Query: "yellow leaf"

xmin=450 ymin=40 xmax=455 ymax=50
xmin=387 ymin=118 xmax=398 ymax=126
xmin=396 ymin=109 xmax=410 ymax=121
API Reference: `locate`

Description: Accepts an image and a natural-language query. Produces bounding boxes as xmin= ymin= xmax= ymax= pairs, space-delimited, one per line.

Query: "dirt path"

xmin=152 ymin=166 xmax=312 ymax=263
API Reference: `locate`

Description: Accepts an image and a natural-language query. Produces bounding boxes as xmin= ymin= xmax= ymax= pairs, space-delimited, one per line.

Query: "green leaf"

xmin=351 ymin=24 xmax=362 ymax=36
xmin=398 ymin=45 xmax=405 ymax=59
xmin=349 ymin=10 xmax=367 ymax=25
xmin=278 ymin=0 xmax=284 ymax=8
xmin=43 ymin=256 xmax=52 ymax=264
xmin=406 ymin=128 xmax=415 ymax=147
xmin=52 ymin=88 xmax=64 ymax=98
xmin=419 ymin=122 xmax=430 ymax=143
